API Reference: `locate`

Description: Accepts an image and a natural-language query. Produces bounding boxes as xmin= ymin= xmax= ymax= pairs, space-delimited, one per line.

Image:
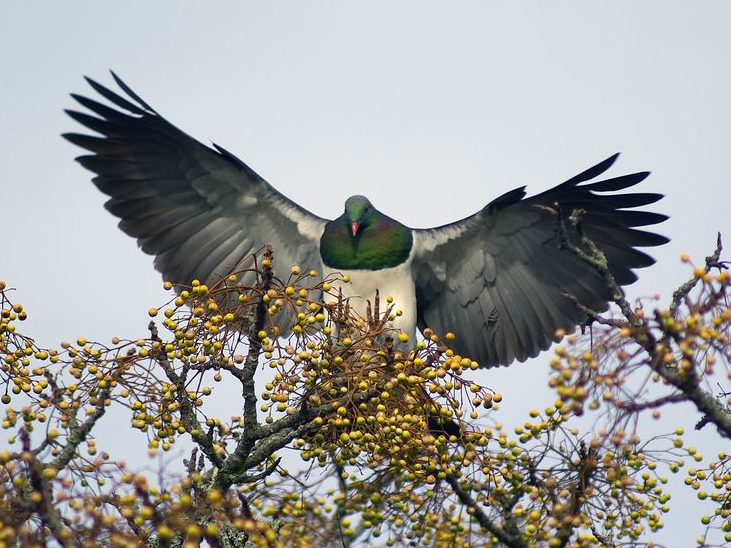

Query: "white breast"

xmin=321 ymin=256 xmax=417 ymax=338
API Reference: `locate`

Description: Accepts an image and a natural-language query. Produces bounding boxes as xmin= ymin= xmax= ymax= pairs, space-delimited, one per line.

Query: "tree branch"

xmin=616 ymin=392 xmax=686 ymax=412
xmin=556 ymin=442 xmax=597 ymax=547
xmin=148 ymin=321 xmax=223 ymax=468
xmin=670 ymin=232 xmax=723 ymax=317
xmin=22 ymin=429 xmax=70 ymax=547
xmin=560 ymin=213 xmax=731 ymax=440
xmin=240 ymin=246 xmax=274 ymax=439
xmin=52 ymin=379 xmax=113 ymax=471
xmin=446 ymin=475 xmax=528 ymax=548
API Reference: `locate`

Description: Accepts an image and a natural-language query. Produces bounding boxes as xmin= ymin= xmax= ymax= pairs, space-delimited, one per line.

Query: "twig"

xmin=240 ymin=246 xmax=274 ymax=437
xmin=670 ymin=233 xmax=723 ymax=317
xmin=52 ymin=377 xmax=115 ymax=470
xmin=446 ymin=475 xmax=528 ymax=548
xmin=556 ymin=442 xmax=597 ymax=547
xmin=149 ymin=321 xmax=223 ymax=468
xmin=559 ymin=214 xmax=731 ymax=440
xmin=561 ymin=293 xmax=627 ymax=328
xmin=617 ymin=393 xmax=686 ymax=412
xmin=21 ymin=429 xmax=70 ymax=547
xmin=236 ymin=457 xmax=281 ymax=484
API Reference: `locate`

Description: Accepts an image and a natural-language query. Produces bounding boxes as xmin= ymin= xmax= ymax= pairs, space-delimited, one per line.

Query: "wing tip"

xmin=603 ymin=152 xmax=621 ymax=167
xmin=83 ymin=75 xmax=98 ymax=88
xmin=108 ymin=70 xmax=155 ymax=112
xmin=562 ymin=152 xmax=622 ymax=187
xmin=69 ymin=92 xmax=87 ymax=104
xmin=592 ymin=152 xmax=622 ymax=175
xmin=485 ymin=185 xmax=527 ymax=212
xmin=649 ymin=233 xmax=671 ymax=246
xmin=61 ymin=131 xmax=82 ymax=146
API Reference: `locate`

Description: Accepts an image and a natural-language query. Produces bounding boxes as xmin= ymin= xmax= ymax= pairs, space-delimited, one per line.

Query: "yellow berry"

xmin=42 ymin=467 xmax=57 ymax=479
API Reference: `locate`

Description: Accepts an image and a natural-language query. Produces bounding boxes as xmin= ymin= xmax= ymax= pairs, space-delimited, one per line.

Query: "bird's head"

xmin=344 ymin=195 xmax=374 ymax=237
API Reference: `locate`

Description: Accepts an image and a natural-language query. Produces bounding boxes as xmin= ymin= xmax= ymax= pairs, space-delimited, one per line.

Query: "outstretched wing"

xmin=411 ymin=154 xmax=668 ymax=368
xmin=64 ymin=73 xmax=327 ymax=299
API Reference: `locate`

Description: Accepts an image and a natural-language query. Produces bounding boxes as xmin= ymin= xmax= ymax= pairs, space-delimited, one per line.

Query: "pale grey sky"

xmin=2 ymin=2 xmax=731 ymax=545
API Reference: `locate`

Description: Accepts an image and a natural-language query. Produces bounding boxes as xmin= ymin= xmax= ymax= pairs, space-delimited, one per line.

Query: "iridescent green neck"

xmin=320 ymin=212 xmax=413 ymax=270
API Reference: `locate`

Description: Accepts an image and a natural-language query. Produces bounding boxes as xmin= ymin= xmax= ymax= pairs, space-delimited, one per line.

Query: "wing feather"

xmin=65 ymin=74 xmax=327 ymax=330
xmin=412 ymin=154 xmax=667 ymax=368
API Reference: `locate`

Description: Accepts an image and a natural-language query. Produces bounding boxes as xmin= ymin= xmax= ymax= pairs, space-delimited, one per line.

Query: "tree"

xmin=1 ymin=224 xmax=730 ymax=548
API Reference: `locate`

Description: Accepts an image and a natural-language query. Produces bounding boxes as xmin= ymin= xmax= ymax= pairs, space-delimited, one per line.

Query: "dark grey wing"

xmin=411 ymin=154 xmax=668 ymax=368
xmin=64 ymin=73 xmax=327 ymax=306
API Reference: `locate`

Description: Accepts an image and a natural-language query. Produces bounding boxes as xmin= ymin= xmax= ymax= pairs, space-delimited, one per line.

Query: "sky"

xmin=2 ymin=2 xmax=731 ymax=545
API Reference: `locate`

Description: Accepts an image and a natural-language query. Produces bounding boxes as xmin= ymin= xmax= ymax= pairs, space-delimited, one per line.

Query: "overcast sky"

xmin=2 ymin=2 xmax=731 ymax=545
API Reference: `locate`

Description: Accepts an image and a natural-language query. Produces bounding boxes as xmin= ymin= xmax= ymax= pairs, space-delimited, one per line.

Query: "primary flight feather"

xmin=64 ymin=73 xmax=668 ymax=368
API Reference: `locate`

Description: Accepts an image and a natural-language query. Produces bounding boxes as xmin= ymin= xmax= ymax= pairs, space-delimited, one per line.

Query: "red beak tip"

xmin=350 ymin=221 xmax=360 ymax=236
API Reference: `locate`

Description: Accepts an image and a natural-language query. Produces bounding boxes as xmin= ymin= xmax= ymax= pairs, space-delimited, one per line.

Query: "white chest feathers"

xmin=321 ymin=258 xmax=417 ymax=338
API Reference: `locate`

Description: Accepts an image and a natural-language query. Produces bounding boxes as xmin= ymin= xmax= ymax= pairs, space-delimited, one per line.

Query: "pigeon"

xmin=64 ymin=73 xmax=668 ymax=368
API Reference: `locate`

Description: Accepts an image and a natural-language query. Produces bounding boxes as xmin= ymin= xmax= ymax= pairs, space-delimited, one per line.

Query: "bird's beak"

xmin=350 ymin=221 xmax=360 ymax=237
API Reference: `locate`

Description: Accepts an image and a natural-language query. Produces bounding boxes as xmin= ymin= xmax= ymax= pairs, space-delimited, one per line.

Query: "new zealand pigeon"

xmin=64 ymin=74 xmax=668 ymax=368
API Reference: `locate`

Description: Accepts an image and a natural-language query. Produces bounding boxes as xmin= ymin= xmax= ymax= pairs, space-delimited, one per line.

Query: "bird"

xmin=64 ymin=73 xmax=668 ymax=369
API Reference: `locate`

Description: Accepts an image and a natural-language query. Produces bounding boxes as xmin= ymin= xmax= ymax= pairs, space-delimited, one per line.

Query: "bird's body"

xmin=321 ymin=252 xmax=418 ymax=337
xmin=65 ymin=74 xmax=669 ymax=368
xmin=319 ymin=195 xmax=418 ymax=336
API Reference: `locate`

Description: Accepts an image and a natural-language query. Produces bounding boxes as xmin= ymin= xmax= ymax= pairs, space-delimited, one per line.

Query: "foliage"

xmin=1 ymin=228 xmax=730 ymax=548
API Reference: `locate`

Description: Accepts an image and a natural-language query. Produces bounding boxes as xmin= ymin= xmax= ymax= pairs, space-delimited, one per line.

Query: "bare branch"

xmin=670 ymin=232 xmax=723 ymax=317
xmin=616 ymin=393 xmax=686 ymax=412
